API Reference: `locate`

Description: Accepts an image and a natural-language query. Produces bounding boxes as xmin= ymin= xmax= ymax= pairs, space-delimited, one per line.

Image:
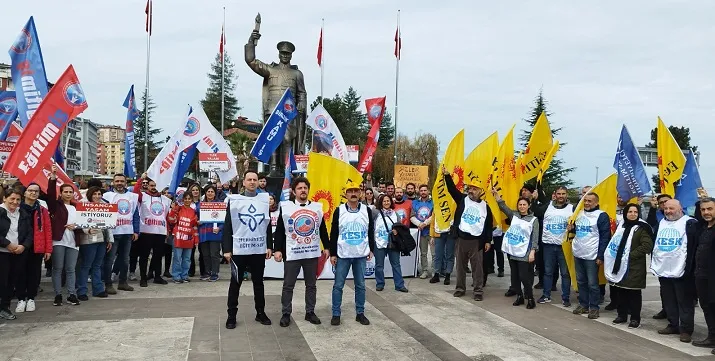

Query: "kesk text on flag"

xmin=432 ymin=129 xmax=464 ymax=233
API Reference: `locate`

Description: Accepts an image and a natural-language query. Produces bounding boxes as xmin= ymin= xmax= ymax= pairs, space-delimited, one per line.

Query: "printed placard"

xmin=75 ymin=202 xmax=118 ymax=229
xmin=0 ymin=141 xmax=15 ymax=177
xmin=292 ymin=154 xmax=309 ymax=174
xmin=199 ymin=153 xmax=230 ymax=171
xmin=394 ymin=165 xmax=429 ymax=188
xmin=199 ymin=201 xmax=226 ymax=223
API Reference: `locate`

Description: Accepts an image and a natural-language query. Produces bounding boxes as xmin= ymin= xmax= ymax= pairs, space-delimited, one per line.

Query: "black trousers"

xmin=189 ymin=246 xmax=206 ymax=277
xmin=164 ymin=243 xmax=172 ymax=274
xmin=281 ymin=257 xmax=319 ymax=315
xmin=483 ymin=236 xmax=504 ymax=274
xmin=129 ymin=239 xmax=139 ymax=273
xmin=227 ymin=254 xmax=266 ymax=318
xmin=0 ymin=252 xmax=18 ymax=310
xmin=660 ymin=277 xmax=695 ymax=333
xmin=696 ymin=278 xmax=715 ymax=338
xmin=509 ymin=258 xmax=534 ymax=299
xmin=16 ymin=251 xmax=43 ymax=301
xmin=615 ymin=287 xmax=642 ymax=321
xmin=137 ymin=233 xmax=166 ymax=281
xmin=536 ymin=241 xmax=544 ymax=284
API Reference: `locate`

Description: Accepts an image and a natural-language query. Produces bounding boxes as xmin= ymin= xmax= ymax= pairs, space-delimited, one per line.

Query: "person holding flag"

xmin=273 ymin=177 xmax=330 ymax=327
xmin=441 ymin=165 xmax=493 ymax=301
xmin=223 ymin=171 xmax=273 ymax=329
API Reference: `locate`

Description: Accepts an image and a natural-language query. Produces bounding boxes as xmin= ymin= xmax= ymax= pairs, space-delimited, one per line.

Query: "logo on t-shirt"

xmin=462 ymin=205 xmax=482 ymax=225
xmin=150 ymin=200 xmax=165 ymax=216
xmin=117 ymin=199 xmax=131 ymax=215
xmin=655 ymin=227 xmax=682 ymax=253
xmin=341 ymin=221 xmax=367 ymax=245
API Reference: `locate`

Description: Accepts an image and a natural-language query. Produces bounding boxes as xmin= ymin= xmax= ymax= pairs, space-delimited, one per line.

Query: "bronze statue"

xmin=245 ymin=13 xmax=307 ymax=175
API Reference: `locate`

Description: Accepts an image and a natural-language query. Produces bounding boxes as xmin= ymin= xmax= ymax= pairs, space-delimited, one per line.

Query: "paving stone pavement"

xmin=0 ymin=263 xmax=711 ymax=361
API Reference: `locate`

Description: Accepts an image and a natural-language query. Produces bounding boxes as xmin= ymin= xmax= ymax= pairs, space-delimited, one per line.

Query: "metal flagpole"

xmin=320 ymin=18 xmax=324 ymax=106
xmin=221 ymin=6 xmax=226 ymax=135
xmin=393 ymin=10 xmax=400 ymax=170
xmin=144 ymin=0 xmax=152 ymax=172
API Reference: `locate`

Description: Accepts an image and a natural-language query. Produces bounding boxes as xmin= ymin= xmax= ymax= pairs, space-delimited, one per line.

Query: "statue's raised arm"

xmin=245 ymin=14 xmax=269 ymax=78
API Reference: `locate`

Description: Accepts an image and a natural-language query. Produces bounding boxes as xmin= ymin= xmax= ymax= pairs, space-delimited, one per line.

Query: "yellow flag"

xmin=465 ymin=132 xmax=501 ymax=228
xmin=520 ymin=112 xmax=554 ymax=181
xmin=491 ymin=125 xmax=520 ymax=225
xmin=432 ymin=129 xmax=465 ymax=233
xmin=564 ymin=173 xmax=618 ymax=288
xmin=657 ymin=117 xmax=686 ymax=197
xmin=537 ymin=141 xmax=560 ymax=183
xmin=307 ymin=152 xmax=363 ymax=234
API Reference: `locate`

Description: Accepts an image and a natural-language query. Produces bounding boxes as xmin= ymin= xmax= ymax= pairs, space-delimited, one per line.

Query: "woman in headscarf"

xmin=604 ymin=203 xmax=653 ymax=329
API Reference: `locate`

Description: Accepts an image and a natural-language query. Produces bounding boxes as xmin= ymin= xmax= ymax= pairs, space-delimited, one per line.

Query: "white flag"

xmin=146 ymin=107 xmax=191 ymax=190
xmin=306 ymin=104 xmax=348 ymax=162
xmin=191 ymin=106 xmax=239 ymax=183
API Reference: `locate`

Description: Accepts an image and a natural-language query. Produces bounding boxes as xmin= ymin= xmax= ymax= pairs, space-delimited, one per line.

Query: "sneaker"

xmin=105 ymin=285 xmax=117 ymax=295
xmin=0 ymin=308 xmax=16 ymax=320
xmin=537 ymin=296 xmax=551 ymax=304
xmin=182 ymin=278 xmax=191 ymax=283
xmin=305 ymin=312 xmax=321 ymax=325
xmin=15 ymin=300 xmax=26 ymax=313
xmin=628 ymin=320 xmax=641 ymax=329
xmin=443 ymin=273 xmax=451 ymax=285
xmin=419 ymin=271 xmax=429 ymax=279
xmin=94 ymin=291 xmax=109 ymax=298
xmin=562 ymin=300 xmax=572 ymax=307
xmin=612 ymin=316 xmax=628 ymax=324
xmin=153 ymin=278 xmax=168 ymax=285
xmin=225 ymin=317 xmax=237 ymax=329
xmin=255 ymin=313 xmax=272 ymax=325
xmin=474 ymin=294 xmax=484 ymax=301
xmin=67 ymin=294 xmax=81 ymax=306
xmin=25 ymin=299 xmax=36 ymax=312
xmin=140 ymin=279 xmax=148 ymax=287
xmin=429 ymin=274 xmax=440 ymax=284
xmin=588 ymin=309 xmax=600 ymax=319
xmin=280 ymin=314 xmax=291 ymax=327
xmin=573 ymin=305 xmax=588 ymax=315
xmin=331 ymin=316 xmax=340 ymax=326
xmin=78 ymin=295 xmax=89 ymax=302
xmin=53 ymin=295 xmax=63 ymax=306
xmin=174 ymin=279 xmax=183 ymax=284
xmin=355 ymin=313 xmax=370 ymax=325
xmin=128 ymin=272 xmax=137 ymax=281
xmin=200 ymin=274 xmax=211 ymax=281
xmin=117 ymin=282 xmax=134 ymax=291
xmin=209 ymin=274 xmax=219 ymax=282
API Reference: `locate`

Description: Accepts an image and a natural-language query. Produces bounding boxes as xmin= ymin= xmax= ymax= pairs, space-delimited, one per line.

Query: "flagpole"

xmin=320 ymin=18 xmax=324 ymax=106
xmin=393 ymin=10 xmax=400 ymax=170
xmin=221 ymin=6 xmax=226 ymax=135
xmin=143 ymin=0 xmax=152 ymax=172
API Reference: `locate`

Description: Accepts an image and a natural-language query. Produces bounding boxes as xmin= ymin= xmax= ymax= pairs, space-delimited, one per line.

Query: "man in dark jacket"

xmin=692 ymin=198 xmax=715 ymax=349
xmin=442 ymin=166 xmax=493 ymax=301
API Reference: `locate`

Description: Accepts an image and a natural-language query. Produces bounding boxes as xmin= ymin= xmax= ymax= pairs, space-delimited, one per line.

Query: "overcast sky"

xmin=2 ymin=0 xmax=713 ymax=192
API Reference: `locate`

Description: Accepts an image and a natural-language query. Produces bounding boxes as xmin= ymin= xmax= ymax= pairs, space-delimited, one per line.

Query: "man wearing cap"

xmin=245 ymin=29 xmax=307 ymax=171
xmin=442 ymin=166 xmax=493 ymax=301
xmin=329 ymin=181 xmax=375 ymax=326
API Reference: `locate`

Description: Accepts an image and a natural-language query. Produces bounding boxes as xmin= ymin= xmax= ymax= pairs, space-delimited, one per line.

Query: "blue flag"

xmin=122 ymin=85 xmax=140 ymax=178
xmin=280 ymin=147 xmax=294 ymax=201
xmin=675 ymin=150 xmax=702 ymax=209
xmin=8 ymin=16 xmax=49 ymax=128
xmin=169 ymin=143 xmax=197 ymax=195
xmin=614 ymin=125 xmax=652 ymax=200
xmin=0 ymin=91 xmax=18 ymax=141
xmin=250 ymin=89 xmax=297 ymax=163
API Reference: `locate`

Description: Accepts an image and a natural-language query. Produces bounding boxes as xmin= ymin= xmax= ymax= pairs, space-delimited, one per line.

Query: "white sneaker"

xmin=15 ymin=300 xmax=26 ymax=313
xmin=25 ymin=299 xmax=36 ymax=312
xmin=128 ymin=272 xmax=137 ymax=281
xmin=419 ymin=271 xmax=429 ymax=279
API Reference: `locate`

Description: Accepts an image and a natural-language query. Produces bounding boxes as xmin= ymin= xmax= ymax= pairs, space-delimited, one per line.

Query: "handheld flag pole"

xmin=320 ymin=18 xmax=324 ymax=106
xmin=393 ymin=10 xmax=401 ymax=170
xmin=221 ymin=6 xmax=226 ymax=134
xmin=144 ymin=0 xmax=153 ymax=172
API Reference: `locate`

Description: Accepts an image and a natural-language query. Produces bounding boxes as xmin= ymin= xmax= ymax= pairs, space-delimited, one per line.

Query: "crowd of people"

xmin=0 ymin=165 xmax=714 ymax=354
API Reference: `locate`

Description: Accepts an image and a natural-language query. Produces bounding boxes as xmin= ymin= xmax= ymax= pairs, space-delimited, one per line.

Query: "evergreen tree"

xmin=645 ymin=124 xmax=697 ymax=193
xmin=519 ymin=90 xmax=574 ymax=193
xmin=200 ymin=53 xmax=240 ymax=132
xmin=133 ymin=89 xmax=163 ymax=172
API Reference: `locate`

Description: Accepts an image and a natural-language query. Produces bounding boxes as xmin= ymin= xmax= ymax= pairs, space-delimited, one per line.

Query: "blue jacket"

xmin=197 ymin=200 xmax=224 ymax=243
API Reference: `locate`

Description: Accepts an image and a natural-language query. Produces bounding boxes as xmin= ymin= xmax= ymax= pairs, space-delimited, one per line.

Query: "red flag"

xmin=145 ymin=0 xmax=152 ymax=35
xmin=357 ymin=97 xmax=386 ymax=173
xmin=219 ymin=25 xmax=225 ymax=62
xmin=4 ymin=65 xmax=87 ymax=186
xmin=317 ymin=28 xmax=323 ymax=66
xmin=33 ymin=162 xmax=81 ymax=201
xmin=394 ymin=27 xmax=401 ymax=59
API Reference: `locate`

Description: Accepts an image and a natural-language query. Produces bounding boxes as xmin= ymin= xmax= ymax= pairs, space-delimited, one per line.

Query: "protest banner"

xmin=75 ymin=202 xmax=118 ymax=229
xmin=199 ymin=201 xmax=226 ymax=223
xmin=198 ymin=152 xmax=230 ymax=171
xmin=292 ymin=154 xmax=309 ymax=174
xmin=394 ymin=165 xmax=429 ymax=188
xmin=0 ymin=141 xmax=14 ymax=177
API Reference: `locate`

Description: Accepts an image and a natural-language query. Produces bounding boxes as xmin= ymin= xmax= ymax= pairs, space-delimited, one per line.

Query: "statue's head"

xmin=277 ymin=41 xmax=295 ymax=64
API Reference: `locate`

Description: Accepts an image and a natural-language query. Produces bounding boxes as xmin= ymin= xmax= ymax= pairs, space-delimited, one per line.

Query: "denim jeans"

xmin=104 ymin=234 xmax=132 ymax=284
xmin=374 ymin=247 xmax=404 ymax=290
xmin=433 ymin=233 xmax=456 ymax=275
xmin=332 ymin=257 xmax=367 ymax=317
xmin=77 ymin=243 xmax=106 ymax=296
xmin=172 ymin=247 xmax=192 ymax=281
xmin=542 ymin=244 xmax=570 ymax=301
xmin=574 ymin=257 xmax=600 ymax=310
xmin=52 ymin=245 xmax=79 ymax=297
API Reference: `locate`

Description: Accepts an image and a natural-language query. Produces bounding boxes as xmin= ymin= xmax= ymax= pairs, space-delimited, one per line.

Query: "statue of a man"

xmin=245 ymin=27 xmax=307 ymax=174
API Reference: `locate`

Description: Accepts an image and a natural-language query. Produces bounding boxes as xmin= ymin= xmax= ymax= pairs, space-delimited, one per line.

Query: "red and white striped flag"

xmin=145 ymin=0 xmax=153 ymax=35
xmin=357 ymin=97 xmax=386 ymax=173
xmin=317 ymin=28 xmax=323 ymax=66
xmin=394 ymin=27 xmax=401 ymax=59
xmin=219 ymin=25 xmax=226 ymax=61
